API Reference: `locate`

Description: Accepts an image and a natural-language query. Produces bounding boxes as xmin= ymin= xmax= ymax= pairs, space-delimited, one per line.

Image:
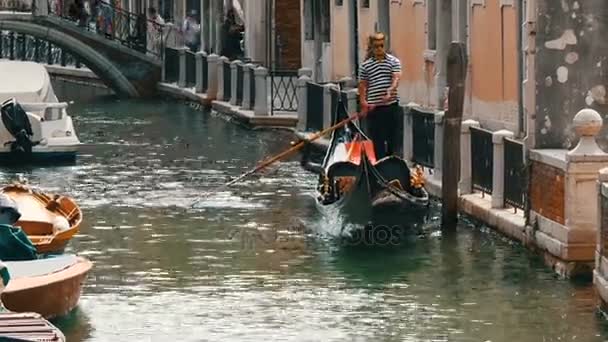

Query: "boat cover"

xmin=0 ymin=224 xmax=37 ymax=262
xmin=0 ymin=62 xmax=58 ymax=104
xmin=3 ymin=254 xmax=78 ymax=278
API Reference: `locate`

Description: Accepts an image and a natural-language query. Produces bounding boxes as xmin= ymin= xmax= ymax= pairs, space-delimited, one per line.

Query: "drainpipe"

xmin=435 ymin=0 xmax=451 ymax=108
xmin=353 ymin=0 xmax=359 ymax=77
xmin=517 ymin=0 xmax=524 ymax=138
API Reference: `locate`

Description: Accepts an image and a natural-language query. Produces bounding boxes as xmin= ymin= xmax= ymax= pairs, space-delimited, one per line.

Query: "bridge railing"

xmin=0 ymin=31 xmax=82 ymax=68
xmin=47 ymin=0 xmax=168 ymax=59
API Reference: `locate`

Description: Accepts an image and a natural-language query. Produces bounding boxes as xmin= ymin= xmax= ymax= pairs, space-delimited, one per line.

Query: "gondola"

xmin=301 ymin=98 xmax=430 ymax=227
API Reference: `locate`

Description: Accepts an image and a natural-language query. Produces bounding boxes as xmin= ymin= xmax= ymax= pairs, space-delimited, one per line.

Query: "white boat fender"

xmin=52 ymin=216 xmax=70 ymax=233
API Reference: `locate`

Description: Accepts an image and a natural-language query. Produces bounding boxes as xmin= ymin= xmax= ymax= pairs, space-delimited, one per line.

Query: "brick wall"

xmin=530 ymin=161 xmax=565 ymax=224
xmin=274 ymin=0 xmax=301 ymax=69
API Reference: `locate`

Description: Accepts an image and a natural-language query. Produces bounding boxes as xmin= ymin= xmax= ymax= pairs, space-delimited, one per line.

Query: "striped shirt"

xmin=359 ymin=53 xmax=401 ymax=105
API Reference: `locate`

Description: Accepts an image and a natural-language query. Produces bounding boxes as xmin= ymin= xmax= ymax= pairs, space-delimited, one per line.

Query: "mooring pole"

xmin=441 ymin=42 xmax=468 ymax=228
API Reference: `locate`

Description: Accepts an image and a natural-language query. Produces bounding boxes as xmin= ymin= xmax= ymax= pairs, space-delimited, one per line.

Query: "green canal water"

xmin=1 ymin=91 xmax=608 ymax=341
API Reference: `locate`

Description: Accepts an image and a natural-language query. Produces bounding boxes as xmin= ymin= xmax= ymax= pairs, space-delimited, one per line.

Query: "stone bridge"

xmin=0 ymin=3 xmax=176 ymax=97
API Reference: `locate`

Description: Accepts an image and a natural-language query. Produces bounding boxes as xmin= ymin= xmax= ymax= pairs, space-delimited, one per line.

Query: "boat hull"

xmin=1 ymin=256 xmax=92 ymax=319
xmin=2 ymin=183 xmax=83 ymax=254
xmin=0 ymin=151 xmax=77 ymax=165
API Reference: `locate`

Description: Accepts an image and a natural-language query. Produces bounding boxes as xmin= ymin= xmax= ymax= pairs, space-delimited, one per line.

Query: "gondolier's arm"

xmin=358 ymin=79 xmax=371 ymax=117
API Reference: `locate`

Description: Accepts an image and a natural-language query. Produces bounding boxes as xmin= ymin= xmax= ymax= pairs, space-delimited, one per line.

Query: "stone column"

xmin=195 ymin=51 xmax=207 ymax=93
xmin=254 ymin=67 xmax=268 ymax=116
xmin=403 ymin=106 xmax=413 ymax=162
xmin=345 ymin=89 xmax=358 ymax=116
xmin=433 ymin=111 xmax=445 ymax=182
xmin=178 ymin=47 xmax=188 ymax=88
xmin=491 ymin=130 xmax=515 ymax=208
xmin=296 ymin=74 xmax=311 ymax=131
xmin=299 ymin=68 xmax=313 ymax=78
xmin=206 ymin=54 xmax=219 ymax=99
xmin=435 ymin=0 xmax=451 ymax=107
xmin=595 ymin=167 xmax=608 ymax=309
xmin=242 ymin=63 xmax=255 ymax=110
xmin=230 ymin=60 xmax=241 ymax=106
xmin=216 ymin=56 xmax=228 ymax=101
xmin=459 ymin=119 xmax=480 ymax=194
xmin=323 ymin=83 xmax=337 ymax=129
xmin=564 ymin=109 xmax=608 ymax=233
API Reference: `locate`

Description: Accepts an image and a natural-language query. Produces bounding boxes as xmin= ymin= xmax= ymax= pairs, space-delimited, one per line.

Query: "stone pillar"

xmin=299 ymin=68 xmax=313 ymax=78
xmin=459 ymin=119 xmax=480 ymax=194
xmin=254 ymin=67 xmax=268 ymax=116
xmin=433 ymin=111 xmax=445 ymax=182
xmin=296 ymin=74 xmax=311 ymax=131
xmin=217 ymin=56 xmax=228 ymax=101
xmin=323 ymin=83 xmax=337 ymax=129
xmin=178 ymin=47 xmax=188 ymax=88
xmin=595 ymin=167 xmax=608 ymax=309
xmin=491 ymin=130 xmax=515 ymax=208
xmin=230 ymin=60 xmax=241 ymax=105
xmin=345 ymin=89 xmax=358 ymax=116
xmin=242 ymin=63 xmax=255 ymax=110
xmin=564 ymin=109 xmax=608 ymax=233
xmin=206 ymin=54 xmax=219 ymax=99
xmin=195 ymin=51 xmax=207 ymax=93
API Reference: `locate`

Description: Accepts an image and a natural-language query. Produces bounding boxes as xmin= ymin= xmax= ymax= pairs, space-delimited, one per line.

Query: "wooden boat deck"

xmin=0 ymin=312 xmax=65 ymax=341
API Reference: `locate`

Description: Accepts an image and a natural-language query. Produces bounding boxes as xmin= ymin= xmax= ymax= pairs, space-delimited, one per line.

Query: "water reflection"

xmin=1 ymin=96 xmax=608 ymax=341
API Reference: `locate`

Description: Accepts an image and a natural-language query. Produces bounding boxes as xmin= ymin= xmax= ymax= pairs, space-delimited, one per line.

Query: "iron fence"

xmin=201 ymin=53 xmax=208 ymax=92
xmin=163 ymin=47 xmax=179 ymax=83
xmin=270 ymin=70 xmax=298 ymax=113
xmin=185 ymin=50 xmax=196 ymax=87
xmin=601 ymin=187 xmax=608 ymax=257
xmin=411 ymin=108 xmax=435 ymax=168
xmin=306 ymin=82 xmax=324 ymax=131
xmin=223 ymin=60 xmax=231 ymax=100
xmin=48 ymin=0 xmax=165 ymax=58
xmin=0 ymin=31 xmax=81 ymax=67
xmin=504 ymin=137 xmax=526 ymax=210
xmin=471 ymin=126 xmax=494 ymax=194
xmin=236 ymin=62 xmax=244 ymax=106
xmin=250 ymin=66 xmax=256 ymax=108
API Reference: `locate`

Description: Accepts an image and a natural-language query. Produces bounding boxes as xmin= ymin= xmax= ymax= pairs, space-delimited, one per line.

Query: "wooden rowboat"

xmin=1 ymin=254 xmax=92 ymax=319
xmin=0 ymin=312 xmax=66 ymax=341
xmin=2 ymin=183 xmax=82 ymax=254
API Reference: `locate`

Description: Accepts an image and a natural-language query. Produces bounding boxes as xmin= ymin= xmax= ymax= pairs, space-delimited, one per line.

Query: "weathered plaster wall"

xmin=469 ymin=2 xmax=519 ymax=132
xmin=389 ymin=1 xmax=427 ymax=106
xmin=331 ymin=1 xmax=352 ymax=79
xmin=535 ymin=0 xmax=608 ymax=149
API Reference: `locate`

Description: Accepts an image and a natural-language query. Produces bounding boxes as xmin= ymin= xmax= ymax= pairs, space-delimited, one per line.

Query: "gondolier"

xmin=358 ymin=32 xmax=402 ymax=159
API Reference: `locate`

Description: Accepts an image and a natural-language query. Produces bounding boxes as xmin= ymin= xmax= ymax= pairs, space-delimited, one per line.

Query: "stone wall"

xmin=530 ymin=160 xmax=565 ymax=224
xmin=535 ymin=0 xmax=608 ymax=149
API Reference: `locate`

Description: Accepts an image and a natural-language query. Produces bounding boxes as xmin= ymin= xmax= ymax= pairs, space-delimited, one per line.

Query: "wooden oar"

xmin=191 ymin=112 xmax=362 ymax=208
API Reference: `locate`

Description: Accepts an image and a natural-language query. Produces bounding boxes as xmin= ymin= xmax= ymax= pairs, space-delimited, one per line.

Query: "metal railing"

xmin=411 ymin=108 xmax=435 ymax=168
xmin=185 ymin=50 xmax=195 ymax=87
xmin=236 ymin=62 xmax=244 ymax=106
xmin=504 ymin=137 xmax=526 ymax=210
xmin=270 ymin=70 xmax=298 ymax=113
xmin=48 ymin=0 xmax=166 ymax=58
xmin=223 ymin=59 xmax=231 ymax=100
xmin=201 ymin=53 xmax=208 ymax=92
xmin=306 ymin=82 xmax=324 ymax=131
xmin=471 ymin=126 xmax=494 ymax=195
xmin=0 ymin=31 xmax=82 ymax=67
xmin=163 ymin=46 xmax=179 ymax=83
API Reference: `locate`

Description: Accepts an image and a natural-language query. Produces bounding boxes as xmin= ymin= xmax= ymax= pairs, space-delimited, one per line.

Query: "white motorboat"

xmin=0 ymin=61 xmax=80 ymax=164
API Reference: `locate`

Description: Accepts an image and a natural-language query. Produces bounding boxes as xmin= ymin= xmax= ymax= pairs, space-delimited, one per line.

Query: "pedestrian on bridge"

xmin=357 ymin=32 xmax=402 ymax=160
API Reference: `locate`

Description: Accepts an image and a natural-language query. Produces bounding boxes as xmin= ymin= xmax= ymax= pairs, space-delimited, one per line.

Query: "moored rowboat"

xmin=1 ymin=254 xmax=92 ymax=319
xmin=2 ymin=183 xmax=82 ymax=254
